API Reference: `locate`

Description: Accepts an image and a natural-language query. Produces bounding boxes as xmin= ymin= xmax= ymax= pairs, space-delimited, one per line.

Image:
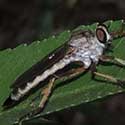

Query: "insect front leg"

xmin=39 ymin=78 xmax=55 ymax=109
xmin=110 ymin=20 xmax=125 ymax=38
xmin=99 ymin=55 xmax=125 ymax=67
xmin=18 ymin=77 xmax=56 ymax=125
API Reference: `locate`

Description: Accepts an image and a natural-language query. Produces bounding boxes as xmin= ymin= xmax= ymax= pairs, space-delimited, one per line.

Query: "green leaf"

xmin=0 ymin=20 xmax=125 ymax=125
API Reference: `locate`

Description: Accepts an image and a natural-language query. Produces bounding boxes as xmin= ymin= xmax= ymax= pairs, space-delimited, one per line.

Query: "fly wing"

xmin=3 ymin=43 xmax=74 ymax=109
xmin=10 ymin=29 xmax=90 ymax=90
xmin=10 ymin=43 xmax=72 ymax=90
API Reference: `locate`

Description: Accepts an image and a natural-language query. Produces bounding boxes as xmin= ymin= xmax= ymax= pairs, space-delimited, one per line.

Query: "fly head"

xmin=96 ymin=24 xmax=113 ymax=51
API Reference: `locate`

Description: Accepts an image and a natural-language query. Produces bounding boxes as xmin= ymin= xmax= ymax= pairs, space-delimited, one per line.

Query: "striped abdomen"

xmin=3 ymin=44 xmax=72 ymax=109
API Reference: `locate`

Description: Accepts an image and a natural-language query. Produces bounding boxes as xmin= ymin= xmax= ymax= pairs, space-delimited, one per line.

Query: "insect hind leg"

xmin=18 ymin=77 xmax=56 ymax=125
xmin=18 ymin=61 xmax=86 ymax=124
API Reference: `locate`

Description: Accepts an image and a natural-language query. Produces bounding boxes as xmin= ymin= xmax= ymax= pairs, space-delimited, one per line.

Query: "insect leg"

xmin=71 ymin=29 xmax=91 ymax=40
xmin=71 ymin=30 xmax=85 ymax=37
xmin=39 ymin=77 xmax=55 ymax=109
xmin=18 ymin=77 xmax=56 ymax=125
xmin=93 ymin=71 xmax=125 ymax=87
xmin=55 ymin=61 xmax=86 ymax=80
xmin=89 ymin=62 xmax=125 ymax=87
xmin=111 ymin=21 xmax=125 ymax=38
xmin=57 ymin=66 xmax=86 ymax=80
xmin=29 ymin=79 xmax=55 ymax=108
xmin=99 ymin=55 xmax=125 ymax=67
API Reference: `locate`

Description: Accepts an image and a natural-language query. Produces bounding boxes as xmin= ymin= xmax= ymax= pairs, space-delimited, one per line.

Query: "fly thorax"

xmin=89 ymin=37 xmax=105 ymax=62
xmin=69 ymin=37 xmax=90 ymax=49
xmin=68 ymin=36 xmax=105 ymax=69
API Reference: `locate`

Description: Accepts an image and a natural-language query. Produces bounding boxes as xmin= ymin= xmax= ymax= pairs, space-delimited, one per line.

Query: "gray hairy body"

xmin=11 ymin=31 xmax=105 ymax=101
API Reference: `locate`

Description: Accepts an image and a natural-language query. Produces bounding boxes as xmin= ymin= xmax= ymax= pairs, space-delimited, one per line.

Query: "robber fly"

xmin=2 ymin=21 xmax=125 ymax=124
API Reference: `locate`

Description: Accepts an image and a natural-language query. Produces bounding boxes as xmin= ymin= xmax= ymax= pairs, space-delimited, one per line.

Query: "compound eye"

xmin=96 ymin=28 xmax=107 ymax=43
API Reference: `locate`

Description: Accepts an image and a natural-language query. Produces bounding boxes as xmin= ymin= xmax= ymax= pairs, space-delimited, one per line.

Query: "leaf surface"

xmin=0 ymin=20 xmax=125 ymax=125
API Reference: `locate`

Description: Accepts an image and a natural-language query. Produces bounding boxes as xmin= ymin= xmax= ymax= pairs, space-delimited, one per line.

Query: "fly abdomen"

xmin=3 ymin=88 xmax=21 ymax=109
xmin=2 ymin=95 xmax=17 ymax=110
xmin=3 ymin=56 xmax=72 ymax=109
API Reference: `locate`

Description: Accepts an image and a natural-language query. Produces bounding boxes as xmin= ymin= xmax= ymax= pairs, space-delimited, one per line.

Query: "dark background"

xmin=0 ymin=0 xmax=125 ymax=125
xmin=0 ymin=0 xmax=125 ymax=49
